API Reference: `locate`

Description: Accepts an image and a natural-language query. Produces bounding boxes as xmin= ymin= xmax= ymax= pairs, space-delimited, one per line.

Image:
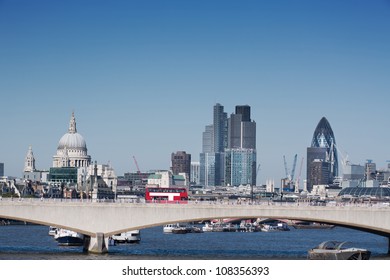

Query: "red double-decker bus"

xmin=145 ymin=187 xmax=188 ymax=204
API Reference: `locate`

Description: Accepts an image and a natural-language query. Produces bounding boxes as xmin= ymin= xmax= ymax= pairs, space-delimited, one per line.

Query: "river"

xmin=0 ymin=224 xmax=388 ymax=260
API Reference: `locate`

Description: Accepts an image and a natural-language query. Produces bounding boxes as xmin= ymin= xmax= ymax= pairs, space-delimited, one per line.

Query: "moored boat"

xmin=308 ymin=241 xmax=371 ymax=260
xmin=163 ymin=224 xmax=180 ymax=233
xmin=292 ymin=221 xmax=335 ymax=229
xmin=112 ymin=230 xmax=141 ymax=243
xmin=261 ymin=222 xmax=290 ymax=232
xmin=54 ymin=229 xmax=84 ymax=246
xmin=48 ymin=226 xmax=58 ymax=236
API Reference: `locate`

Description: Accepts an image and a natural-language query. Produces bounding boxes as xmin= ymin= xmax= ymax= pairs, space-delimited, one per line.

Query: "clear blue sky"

xmin=1 ymin=0 xmax=390 ymax=184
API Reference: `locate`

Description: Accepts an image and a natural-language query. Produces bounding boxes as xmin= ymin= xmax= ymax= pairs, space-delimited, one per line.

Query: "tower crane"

xmin=291 ymin=154 xmax=298 ymax=181
xmin=295 ymin=157 xmax=304 ymax=193
xmin=283 ymin=154 xmax=298 ymax=191
xmin=283 ymin=156 xmax=289 ymax=180
xmin=256 ymin=164 xmax=261 ymax=184
xmin=133 ymin=156 xmax=141 ymax=173
xmin=283 ymin=154 xmax=297 ymax=180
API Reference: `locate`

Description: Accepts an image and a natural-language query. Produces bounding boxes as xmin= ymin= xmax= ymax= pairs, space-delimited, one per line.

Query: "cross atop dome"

xmin=69 ymin=111 xmax=77 ymax=133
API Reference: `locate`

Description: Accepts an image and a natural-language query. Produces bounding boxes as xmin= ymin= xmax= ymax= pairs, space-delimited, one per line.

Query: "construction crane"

xmin=295 ymin=157 xmax=304 ymax=193
xmin=256 ymin=164 xmax=261 ymax=184
xmin=291 ymin=154 xmax=298 ymax=181
xmin=283 ymin=154 xmax=298 ymax=192
xmin=283 ymin=155 xmax=289 ymax=180
xmin=283 ymin=154 xmax=297 ymax=180
xmin=133 ymin=156 xmax=141 ymax=173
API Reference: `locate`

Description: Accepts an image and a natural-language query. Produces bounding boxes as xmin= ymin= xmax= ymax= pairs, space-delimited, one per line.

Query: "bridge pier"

xmin=83 ymin=232 xmax=109 ymax=254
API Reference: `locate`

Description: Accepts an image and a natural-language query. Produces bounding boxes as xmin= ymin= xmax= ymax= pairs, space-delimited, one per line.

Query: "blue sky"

xmin=1 ymin=0 xmax=390 ymax=184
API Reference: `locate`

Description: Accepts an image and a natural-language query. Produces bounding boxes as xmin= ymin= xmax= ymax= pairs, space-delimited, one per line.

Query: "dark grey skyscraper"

xmin=306 ymin=117 xmax=338 ymax=192
xmin=225 ymin=105 xmax=257 ymax=186
xmin=228 ymin=105 xmax=256 ymax=149
xmin=235 ymin=105 xmax=251 ymax=122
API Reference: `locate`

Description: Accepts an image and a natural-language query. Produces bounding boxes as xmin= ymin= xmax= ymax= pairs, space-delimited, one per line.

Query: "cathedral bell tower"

xmin=24 ymin=145 xmax=36 ymax=172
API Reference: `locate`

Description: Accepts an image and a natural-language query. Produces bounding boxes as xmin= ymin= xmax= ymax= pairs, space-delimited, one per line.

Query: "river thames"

xmin=0 ymin=223 xmax=388 ymax=260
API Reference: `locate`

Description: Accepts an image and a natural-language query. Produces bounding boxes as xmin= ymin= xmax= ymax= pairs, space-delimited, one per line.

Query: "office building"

xmin=190 ymin=162 xmax=200 ymax=185
xmin=225 ymin=105 xmax=257 ymax=186
xmin=171 ymin=151 xmax=191 ymax=183
xmin=306 ymin=117 xmax=338 ymax=192
xmin=225 ymin=148 xmax=256 ymax=186
xmin=200 ymin=103 xmax=227 ymax=187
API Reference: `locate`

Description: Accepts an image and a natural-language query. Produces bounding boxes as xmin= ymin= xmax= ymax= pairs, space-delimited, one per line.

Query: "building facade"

xmin=225 ymin=148 xmax=256 ymax=186
xmin=0 ymin=163 xmax=4 ymax=177
xmin=190 ymin=162 xmax=200 ymax=185
xmin=171 ymin=151 xmax=191 ymax=183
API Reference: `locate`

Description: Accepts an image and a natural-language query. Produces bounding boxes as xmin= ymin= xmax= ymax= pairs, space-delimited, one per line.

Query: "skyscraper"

xmin=306 ymin=117 xmax=338 ymax=192
xmin=225 ymin=148 xmax=257 ymax=186
xmin=200 ymin=103 xmax=257 ymax=187
xmin=225 ymin=105 xmax=257 ymax=186
xmin=228 ymin=105 xmax=256 ymax=149
xmin=200 ymin=103 xmax=227 ymax=187
xmin=213 ymin=103 xmax=228 ymax=153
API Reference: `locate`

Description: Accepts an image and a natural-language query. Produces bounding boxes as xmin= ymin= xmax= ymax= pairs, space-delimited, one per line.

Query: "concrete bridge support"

xmin=83 ymin=233 xmax=108 ymax=254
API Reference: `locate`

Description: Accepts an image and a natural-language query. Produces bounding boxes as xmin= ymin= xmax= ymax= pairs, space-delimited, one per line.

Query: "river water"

xmin=0 ymin=224 xmax=388 ymax=260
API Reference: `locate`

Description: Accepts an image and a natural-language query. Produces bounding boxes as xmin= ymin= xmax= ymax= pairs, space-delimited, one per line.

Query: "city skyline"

xmin=1 ymin=1 xmax=390 ymax=183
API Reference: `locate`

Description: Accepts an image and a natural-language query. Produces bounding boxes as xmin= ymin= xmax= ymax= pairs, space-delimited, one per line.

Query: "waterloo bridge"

xmin=0 ymin=199 xmax=389 ymax=254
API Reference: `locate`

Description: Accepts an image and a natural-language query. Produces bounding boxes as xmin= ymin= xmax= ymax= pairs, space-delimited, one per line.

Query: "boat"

xmin=54 ymin=229 xmax=84 ymax=246
xmin=202 ymin=222 xmax=214 ymax=232
xmin=292 ymin=221 xmax=335 ymax=229
xmin=171 ymin=226 xmax=190 ymax=234
xmin=261 ymin=222 xmax=290 ymax=232
xmin=202 ymin=222 xmax=224 ymax=232
xmin=48 ymin=226 xmax=58 ymax=236
xmin=308 ymin=241 xmax=371 ymax=260
xmin=189 ymin=226 xmax=203 ymax=233
xmin=163 ymin=224 xmax=180 ymax=233
xmin=112 ymin=230 xmax=141 ymax=243
xmin=108 ymin=237 xmax=116 ymax=246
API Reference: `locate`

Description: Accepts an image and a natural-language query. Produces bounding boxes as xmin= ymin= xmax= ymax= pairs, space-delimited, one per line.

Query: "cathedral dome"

xmin=57 ymin=132 xmax=87 ymax=151
xmin=56 ymin=112 xmax=87 ymax=151
xmin=53 ymin=112 xmax=91 ymax=169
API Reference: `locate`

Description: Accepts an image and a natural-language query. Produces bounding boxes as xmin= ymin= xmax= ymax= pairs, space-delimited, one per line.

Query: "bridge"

xmin=1 ymin=199 xmax=390 ymax=254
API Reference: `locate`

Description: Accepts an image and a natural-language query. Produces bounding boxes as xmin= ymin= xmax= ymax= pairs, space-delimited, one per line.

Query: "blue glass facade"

xmin=225 ymin=149 xmax=256 ymax=186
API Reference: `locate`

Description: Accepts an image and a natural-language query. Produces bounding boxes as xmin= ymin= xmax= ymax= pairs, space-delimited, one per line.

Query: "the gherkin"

xmin=311 ymin=117 xmax=338 ymax=178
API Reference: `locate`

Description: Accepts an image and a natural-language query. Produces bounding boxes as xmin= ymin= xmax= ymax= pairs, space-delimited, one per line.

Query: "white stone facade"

xmin=52 ymin=112 xmax=91 ymax=168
